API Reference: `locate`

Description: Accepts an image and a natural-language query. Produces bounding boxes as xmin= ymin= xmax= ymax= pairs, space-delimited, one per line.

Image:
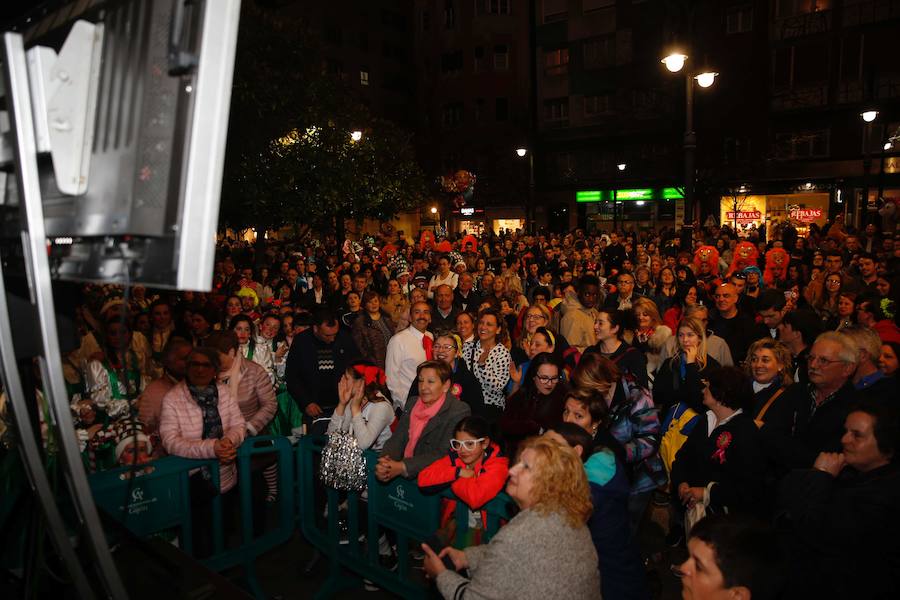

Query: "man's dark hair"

xmin=756 ymin=289 xmax=787 ymax=313
xmin=825 ymin=250 xmax=843 ymax=261
xmin=849 ymin=399 xmax=900 ymax=460
xmin=311 ymin=307 xmax=338 ymax=328
xmin=578 ymin=274 xmax=600 ymax=290
xmin=858 ymin=251 xmax=878 ymax=263
xmin=549 ymin=422 xmax=595 ymax=464
xmin=856 ymin=292 xmax=886 ymax=321
xmin=706 ymin=366 xmax=753 ymax=411
xmin=782 ymin=309 xmax=821 ymax=346
xmin=690 ymin=515 xmax=784 ymax=600
xmin=532 ymin=286 xmax=552 ymax=302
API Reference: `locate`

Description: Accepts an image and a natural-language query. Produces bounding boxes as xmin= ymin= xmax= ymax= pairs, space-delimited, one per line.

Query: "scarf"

xmin=219 ymin=353 xmax=243 ymax=405
xmin=404 ymin=393 xmax=447 ymax=458
xmin=188 ymin=383 xmax=223 ymax=440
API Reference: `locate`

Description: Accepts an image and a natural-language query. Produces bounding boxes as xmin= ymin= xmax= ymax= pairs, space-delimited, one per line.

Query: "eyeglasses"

xmin=808 ymin=355 xmax=845 ymax=366
xmin=731 ymin=272 xmax=747 ymax=280
xmin=450 ymin=438 xmax=485 ymax=451
xmin=526 ymin=314 xmax=546 ymax=320
xmin=433 ymin=344 xmax=457 ymax=352
xmin=535 ymin=375 xmax=561 ymax=383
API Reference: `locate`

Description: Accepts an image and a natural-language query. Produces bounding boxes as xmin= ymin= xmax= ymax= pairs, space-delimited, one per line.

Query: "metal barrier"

xmin=296 ymin=436 xmax=514 ymax=599
xmin=90 ymin=435 xmax=295 ymax=599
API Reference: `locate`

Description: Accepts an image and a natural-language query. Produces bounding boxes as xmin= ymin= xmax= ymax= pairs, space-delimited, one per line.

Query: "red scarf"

xmin=404 ymin=393 xmax=447 ymax=458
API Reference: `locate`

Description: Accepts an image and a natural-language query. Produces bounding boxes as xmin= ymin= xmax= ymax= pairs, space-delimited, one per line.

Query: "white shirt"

xmin=427 ymin=271 xmax=458 ymax=298
xmin=385 ymin=326 xmax=433 ymax=410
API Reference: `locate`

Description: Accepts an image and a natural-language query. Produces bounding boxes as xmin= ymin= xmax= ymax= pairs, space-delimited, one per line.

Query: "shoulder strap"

xmin=754 ymin=387 xmax=786 ymax=428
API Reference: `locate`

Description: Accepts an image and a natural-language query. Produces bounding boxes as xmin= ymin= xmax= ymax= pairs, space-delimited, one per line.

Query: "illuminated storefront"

xmin=719 ymin=192 xmax=829 ymax=236
xmin=576 ymin=187 xmax=684 ymax=229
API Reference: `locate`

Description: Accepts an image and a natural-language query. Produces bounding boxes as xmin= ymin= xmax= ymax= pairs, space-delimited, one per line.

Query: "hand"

xmin=677 ymin=482 xmax=690 ymax=502
xmin=275 ymin=344 xmax=288 ymax=359
xmin=349 ymin=379 xmax=365 ymax=414
xmin=421 ymin=544 xmax=447 ymax=579
xmin=337 ymin=378 xmax=351 ymax=406
xmin=683 ymin=345 xmax=698 ymax=364
xmin=305 ymin=402 xmax=323 ymax=418
xmin=438 ymin=546 xmax=468 ymax=571
xmin=813 ymin=452 xmax=846 ymax=477
xmin=682 ymin=487 xmax=705 ymax=508
xmin=214 ymin=438 xmax=236 ymax=463
xmin=458 ymin=468 xmax=475 ymax=479
xmin=509 ymin=362 xmax=521 ymax=384
xmin=376 ymin=457 xmax=405 ymax=482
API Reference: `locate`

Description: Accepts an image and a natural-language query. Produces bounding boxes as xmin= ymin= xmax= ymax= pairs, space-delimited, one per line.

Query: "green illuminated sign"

xmin=575 ymin=187 xmax=685 ymax=203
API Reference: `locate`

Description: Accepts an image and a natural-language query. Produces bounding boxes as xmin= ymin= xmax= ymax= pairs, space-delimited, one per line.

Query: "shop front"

xmin=719 ymin=192 xmax=829 ymax=237
xmin=576 ymin=187 xmax=683 ymax=231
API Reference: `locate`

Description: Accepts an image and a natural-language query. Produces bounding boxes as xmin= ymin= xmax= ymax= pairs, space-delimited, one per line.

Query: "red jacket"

xmin=417 ymin=442 xmax=509 ymax=528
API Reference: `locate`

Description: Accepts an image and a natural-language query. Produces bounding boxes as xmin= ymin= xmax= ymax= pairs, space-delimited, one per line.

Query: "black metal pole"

xmin=862 ymin=122 xmax=872 ymax=227
xmin=682 ymin=72 xmax=696 ymax=249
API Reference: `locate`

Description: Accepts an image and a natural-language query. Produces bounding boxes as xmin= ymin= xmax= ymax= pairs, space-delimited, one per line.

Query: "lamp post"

xmin=662 ymin=51 xmax=717 ymax=250
xmin=860 ymin=110 xmax=878 ymax=227
xmin=613 ymin=162 xmax=626 ymax=232
xmin=516 ymin=147 xmax=535 ymax=233
xmin=430 ymin=205 xmax=439 ymax=234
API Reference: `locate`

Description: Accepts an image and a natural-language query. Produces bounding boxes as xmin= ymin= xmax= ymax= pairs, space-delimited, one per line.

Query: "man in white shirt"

xmin=385 ymin=301 xmax=433 ymax=411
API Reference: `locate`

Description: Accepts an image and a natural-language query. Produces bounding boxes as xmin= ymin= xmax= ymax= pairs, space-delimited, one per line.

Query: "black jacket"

xmin=584 ymin=342 xmax=649 ymax=390
xmin=763 ymin=381 xmax=857 ymax=471
xmin=652 ymin=356 xmax=721 ymax=414
xmin=453 ymin=289 xmax=483 ymax=314
xmin=777 ymin=464 xmax=900 ymax=599
xmin=708 ymin=309 xmax=767 ymax=365
xmin=285 ymin=328 xmax=360 ymax=411
xmin=670 ymin=412 xmax=766 ymax=516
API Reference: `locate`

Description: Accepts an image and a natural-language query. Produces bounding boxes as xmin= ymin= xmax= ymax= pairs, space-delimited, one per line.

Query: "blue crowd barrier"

xmin=89 ymin=435 xmax=295 ymax=599
xmin=296 ymin=435 xmax=515 ymax=599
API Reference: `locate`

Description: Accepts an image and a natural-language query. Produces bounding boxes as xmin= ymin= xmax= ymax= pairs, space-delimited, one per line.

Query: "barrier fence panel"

xmin=90 ymin=435 xmax=295 ymax=599
xmin=296 ymin=436 xmax=515 ymax=599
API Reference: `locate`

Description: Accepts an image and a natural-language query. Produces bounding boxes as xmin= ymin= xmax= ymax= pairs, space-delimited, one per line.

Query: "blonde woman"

xmin=423 ymin=436 xmax=601 ymax=599
xmin=652 ymin=316 xmax=720 ymax=414
xmin=631 ymin=297 xmax=672 ymax=378
xmin=745 ymin=338 xmax=793 ymax=428
xmin=515 ymin=304 xmax=553 ymax=360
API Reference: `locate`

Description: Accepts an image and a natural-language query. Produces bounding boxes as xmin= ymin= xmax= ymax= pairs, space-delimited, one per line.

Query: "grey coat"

xmin=436 ymin=509 xmax=602 ymax=600
xmin=380 ymin=394 xmax=471 ymax=478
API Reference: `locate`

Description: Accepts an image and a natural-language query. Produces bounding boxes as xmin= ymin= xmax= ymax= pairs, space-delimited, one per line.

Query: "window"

xmin=442 ymin=103 xmax=463 ymax=128
xmin=476 ymin=0 xmax=511 ymax=15
xmin=324 ymin=23 xmax=342 ymax=45
xmin=583 ymin=36 xmax=615 ymax=69
xmin=494 ymin=44 xmax=509 ymax=70
xmin=631 ymin=88 xmax=662 ymax=112
xmin=474 ymin=46 xmax=486 ymax=71
xmin=360 ymin=69 xmax=369 ymax=86
xmin=495 ymin=97 xmax=509 ymax=121
xmin=838 ymin=34 xmax=862 ymax=82
xmin=475 ymin=98 xmax=485 ymax=122
xmin=584 ymin=93 xmax=613 ymax=116
xmin=583 ymin=0 xmax=615 ymax=12
xmin=726 ymin=5 xmax=753 ymax=34
xmin=544 ymin=97 xmax=569 ymax=122
xmin=723 ymin=137 xmax=752 ymax=164
xmin=774 ymin=130 xmax=830 ymax=159
xmin=325 ymin=58 xmax=343 ymax=76
xmin=542 ymin=0 xmax=567 ymax=22
xmin=445 ymin=0 xmax=456 ymax=28
xmin=441 ymin=51 xmax=464 ymax=75
xmin=775 ymin=0 xmax=825 ymax=18
xmin=544 ymin=48 xmax=569 ymax=76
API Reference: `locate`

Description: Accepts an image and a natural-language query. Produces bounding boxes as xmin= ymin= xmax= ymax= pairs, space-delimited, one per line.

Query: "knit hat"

xmin=112 ymin=419 xmax=152 ymax=463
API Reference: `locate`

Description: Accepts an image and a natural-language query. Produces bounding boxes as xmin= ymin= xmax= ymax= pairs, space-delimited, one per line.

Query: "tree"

xmin=220 ymin=3 xmax=426 ymax=242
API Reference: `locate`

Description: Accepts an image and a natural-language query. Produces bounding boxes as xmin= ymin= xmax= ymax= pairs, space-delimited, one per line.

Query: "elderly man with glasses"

xmin=763 ymin=331 xmax=860 ymax=471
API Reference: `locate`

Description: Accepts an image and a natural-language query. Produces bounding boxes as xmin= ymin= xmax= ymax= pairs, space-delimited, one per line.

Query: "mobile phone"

xmin=424 ymin=534 xmax=457 ymax=571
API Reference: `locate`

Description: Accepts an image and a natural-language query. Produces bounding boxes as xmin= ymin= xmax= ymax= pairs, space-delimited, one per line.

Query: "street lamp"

xmin=430 ymin=206 xmax=439 ymax=233
xmin=516 ymin=147 xmax=535 ymax=232
xmin=661 ymin=52 xmax=688 ymax=73
xmin=694 ymin=71 xmax=718 ymax=88
xmin=662 ymin=52 xmax=718 ymax=249
xmin=350 ymin=130 xmax=363 ymax=142
xmin=617 ymin=162 xmax=627 ymax=171
xmin=861 ymin=111 xmax=878 ymax=225
xmin=612 ymin=162 xmax=627 ymax=232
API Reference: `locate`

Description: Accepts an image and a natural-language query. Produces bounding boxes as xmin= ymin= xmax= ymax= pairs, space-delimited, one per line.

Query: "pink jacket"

xmin=159 ymin=382 xmax=246 ymax=492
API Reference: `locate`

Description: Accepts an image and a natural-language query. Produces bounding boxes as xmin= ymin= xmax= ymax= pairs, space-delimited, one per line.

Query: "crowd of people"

xmin=34 ymin=215 xmax=900 ymax=598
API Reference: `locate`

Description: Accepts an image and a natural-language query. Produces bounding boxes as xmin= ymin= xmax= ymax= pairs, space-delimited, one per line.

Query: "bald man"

xmin=708 ymin=283 xmax=767 ymax=365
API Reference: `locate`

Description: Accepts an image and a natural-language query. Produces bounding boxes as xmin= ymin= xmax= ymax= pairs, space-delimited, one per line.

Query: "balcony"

xmin=842 ymin=0 xmax=900 ymax=27
xmin=770 ymin=84 xmax=828 ymax=111
xmin=775 ymin=10 xmax=832 ymax=40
